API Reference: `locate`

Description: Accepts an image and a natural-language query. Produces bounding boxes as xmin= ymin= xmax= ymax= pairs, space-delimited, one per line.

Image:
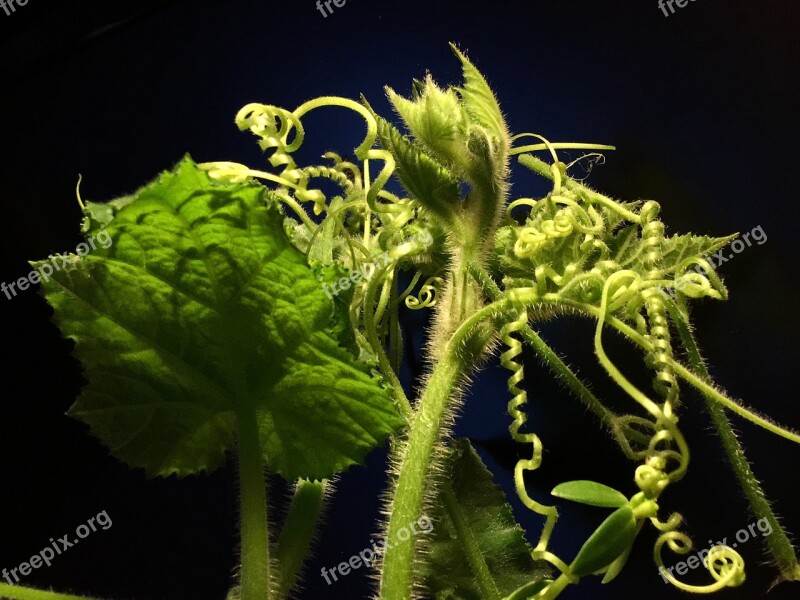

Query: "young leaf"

xmin=450 ymin=43 xmax=507 ymax=143
xmin=373 ymin=112 xmax=461 ymax=227
xmin=607 ymin=224 xmax=640 ymax=264
xmin=386 ymin=79 xmax=468 ymax=169
xmin=35 ymin=156 xmax=403 ymax=480
xmin=551 ymin=480 xmax=628 ymax=508
xmin=421 ymin=440 xmax=550 ymax=600
xmin=600 ymin=521 xmax=642 ymax=584
xmin=619 ymin=232 xmax=736 ymax=275
xmin=660 ymin=233 xmax=737 ymax=271
xmin=569 ymin=505 xmax=637 ymax=578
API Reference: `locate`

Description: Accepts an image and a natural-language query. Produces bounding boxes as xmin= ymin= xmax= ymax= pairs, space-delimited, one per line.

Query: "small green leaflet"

xmin=421 ymin=440 xmax=550 ymax=600
xmin=35 ymin=156 xmax=403 ymax=480
xmin=569 ymin=506 xmax=637 ymax=578
xmin=551 ymin=480 xmax=628 ymax=508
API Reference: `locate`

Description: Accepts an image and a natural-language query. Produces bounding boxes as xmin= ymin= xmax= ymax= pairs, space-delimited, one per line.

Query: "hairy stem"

xmin=467 ymin=264 xmax=654 ymax=455
xmin=237 ymin=409 xmax=272 ymax=600
xmin=389 ymin=275 xmax=403 ymax=375
xmin=467 ymin=264 xmax=616 ymax=427
xmin=378 ymin=244 xmax=487 ymax=599
xmin=670 ymin=362 xmax=800 ymax=444
xmin=540 ymin=297 xmax=800 ymax=445
xmin=0 ymin=585 xmax=99 ymax=600
xmin=669 ymin=305 xmax=800 ymax=581
xmin=275 ymin=480 xmax=328 ymax=598
xmin=517 ymin=154 xmax=641 ymax=223
xmin=379 ymin=346 xmax=468 ymax=599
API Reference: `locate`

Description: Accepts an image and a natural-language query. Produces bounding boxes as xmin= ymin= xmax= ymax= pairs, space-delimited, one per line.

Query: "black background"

xmin=1 ymin=1 xmax=799 ymax=599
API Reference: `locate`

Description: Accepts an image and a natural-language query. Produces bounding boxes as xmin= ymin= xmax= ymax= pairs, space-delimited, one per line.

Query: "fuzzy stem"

xmin=0 ymin=585 xmax=99 ymax=600
xmin=536 ymin=297 xmax=800 ymax=445
xmin=466 ymin=264 xmax=654 ymax=454
xmin=517 ymin=154 xmax=641 ymax=223
xmin=274 ymin=480 xmax=328 ymax=598
xmin=467 ymin=264 xmax=617 ymax=429
xmin=237 ymin=408 xmax=272 ymax=600
xmin=379 ymin=346 xmax=468 ymax=599
xmin=668 ymin=305 xmax=800 ymax=581
xmin=670 ymin=363 xmax=800 ymax=444
xmin=389 ymin=275 xmax=404 ymax=375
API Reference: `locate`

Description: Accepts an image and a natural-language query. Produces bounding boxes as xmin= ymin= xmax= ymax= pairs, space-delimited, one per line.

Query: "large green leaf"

xmin=421 ymin=440 xmax=549 ymax=599
xmin=35 ymin=156 xmax=403 ymax=480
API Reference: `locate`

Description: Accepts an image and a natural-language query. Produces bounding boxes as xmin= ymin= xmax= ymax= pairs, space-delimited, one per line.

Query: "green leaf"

xmin=374 ymin=112 xmax=461 ymax=226
xmin=619 ymin=232 xmax=736 ymax=275
xmin=503 ymin=580 xmax=551 ymax=600
xmin=600 ymin=521 xmax=642 ymax=584
xmin=35 ymin=156 xmax=403 ymax=480
xmin=569 ymin=506 xmax=637 ymax=578
xmin=421 ymin=440 xmax=549 ymax=599
xmin=386 ymin=78 xmax=469 ymax=169
xmin=551 ymin=480 xmax=628 ymax=508
xmin=450 ymin=43 xmax=507 ymax=142
xmin=607 ymin=224 xmax=640 ymax=264
xmin=658 ymin=233 xmax=737 ymax=273
xmin=80 ymin=201 xmax=115 ymax=233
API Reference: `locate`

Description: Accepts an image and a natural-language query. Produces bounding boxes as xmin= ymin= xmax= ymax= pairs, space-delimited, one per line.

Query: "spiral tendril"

xmin=500 ymin=308 xmax=560 ymax=556
xmin=405 ymin=276 xmax=444 ymax=310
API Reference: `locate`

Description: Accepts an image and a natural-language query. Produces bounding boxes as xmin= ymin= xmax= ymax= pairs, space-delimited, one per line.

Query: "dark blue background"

xmin=1 ymin=1 xmax=799 ymax=598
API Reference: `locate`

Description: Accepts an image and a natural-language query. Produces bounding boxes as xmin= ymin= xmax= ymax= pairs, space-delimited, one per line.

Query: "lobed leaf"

xmin=35 ymin=156 xmax=403 ymax=480
xmin=619 ymin=232 xmax=736 ymax=275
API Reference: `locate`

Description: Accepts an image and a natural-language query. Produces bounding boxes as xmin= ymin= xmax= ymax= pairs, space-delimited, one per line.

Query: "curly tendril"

xmin=494 ymin=138 xmax=757 ymax=597
xmin=499 ymin=309 xmax=562 ymax=564
xmin=654 ymin=530 xmax=746 ymax=593
xmin=202 ymin=97 xmax=413 ymax=227
xmin=405 ymin=276 xmax=444 ymax=310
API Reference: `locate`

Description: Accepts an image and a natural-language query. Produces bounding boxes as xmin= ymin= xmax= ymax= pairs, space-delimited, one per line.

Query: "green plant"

xmin=6 ymin=43 xmax=800 ymax=600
